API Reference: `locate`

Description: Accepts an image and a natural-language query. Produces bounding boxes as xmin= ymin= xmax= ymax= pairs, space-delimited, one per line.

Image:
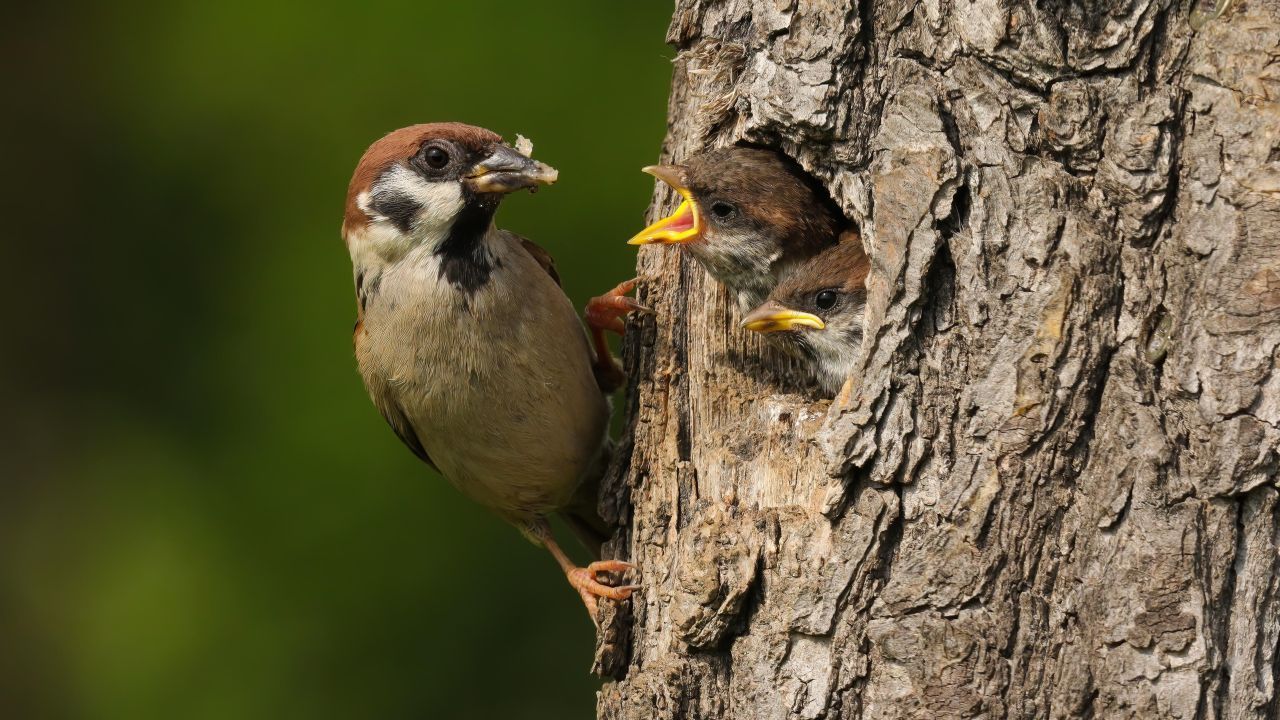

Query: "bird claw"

xmin=586 ymin=278 xmax=648 ymax=392
xmin=567 ymin=560 xmax=640 ymax=621
xmin=585 ymin=278 xmax=650 ymax=334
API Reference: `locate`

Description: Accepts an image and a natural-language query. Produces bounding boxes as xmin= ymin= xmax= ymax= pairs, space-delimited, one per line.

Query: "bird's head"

xmin=343 ymin=123 xmax=557 ymax=263
xmin=741 ymin=237 xmax=870 ymax=387
xmin=627 ymin=147 xmax=844 ymax=273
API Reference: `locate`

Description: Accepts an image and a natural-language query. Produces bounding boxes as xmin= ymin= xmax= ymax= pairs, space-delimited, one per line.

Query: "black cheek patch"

xmin=369 ymin=190 xmax=420 ymax=233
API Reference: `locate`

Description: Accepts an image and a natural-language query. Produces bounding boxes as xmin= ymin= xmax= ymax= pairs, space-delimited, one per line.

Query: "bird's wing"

xmin=377 ymin=396 xmax=436 ymax=470
xmin=508 ymin=231 xmax=562 ymax=287
xmin=503 ymin=231 xmax=625 ymax=393
xmin=355 ymin=319 xmax=437 ymax=471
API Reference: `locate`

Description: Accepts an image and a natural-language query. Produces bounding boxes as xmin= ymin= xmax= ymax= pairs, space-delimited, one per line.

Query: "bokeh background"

xmin=2 ymin=3 xmax=673 ymax=718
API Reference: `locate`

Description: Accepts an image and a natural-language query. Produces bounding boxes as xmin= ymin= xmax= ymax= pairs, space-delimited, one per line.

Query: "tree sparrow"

xmin=740 ymin=237 xmax=871 ymax=394
xmin=343 ymin=123 xmax=636 ymax=620
xmin=627 ymin=147 xmax=846 ymax=311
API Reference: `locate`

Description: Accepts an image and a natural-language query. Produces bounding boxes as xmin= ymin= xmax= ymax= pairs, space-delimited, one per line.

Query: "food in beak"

xmin=465 ymin=145 xmax=559 ymax=194
xmin=627 ymin=164 xmax=701 ymax=245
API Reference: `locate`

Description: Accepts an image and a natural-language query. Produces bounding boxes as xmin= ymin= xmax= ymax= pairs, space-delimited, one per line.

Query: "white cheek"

xmin=381 ymin=165 xmax=464 ymax=232
xmin=346 ymin=222 xmax=407 ymax=268
xmin=809 ymin=320 xmax=866 ymax=389
xmin=356 ymin=190 xmax=376 ymax=219
xmin=353 ymin=166 xmax=468 ymax=262
xmin=809 ymin=330 xmax=847 ymax=362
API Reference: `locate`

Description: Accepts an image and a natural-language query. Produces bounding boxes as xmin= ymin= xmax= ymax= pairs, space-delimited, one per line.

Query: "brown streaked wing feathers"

xmin=379 ymin=397 xmax=436 ymax=470
xmin=512 ymin=233 xmax=562 ymax=287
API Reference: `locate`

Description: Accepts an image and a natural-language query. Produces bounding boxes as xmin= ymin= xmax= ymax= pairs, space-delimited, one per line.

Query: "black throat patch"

xmin=435 ymin=194 xmax=499 ymax=296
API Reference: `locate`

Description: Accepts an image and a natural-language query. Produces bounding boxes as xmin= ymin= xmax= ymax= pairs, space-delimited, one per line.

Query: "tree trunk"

xmin=593 ymin=0 xmax=1280 ymax=718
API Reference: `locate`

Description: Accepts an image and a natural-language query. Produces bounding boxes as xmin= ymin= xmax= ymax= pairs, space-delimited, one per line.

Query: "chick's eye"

xmin=422 ymin=145 xmax=450 ymax=169
xmin=815 ymin=290 xmax=839 ymax=310
xmin=710 ymin=201 xmax=736 ymax=219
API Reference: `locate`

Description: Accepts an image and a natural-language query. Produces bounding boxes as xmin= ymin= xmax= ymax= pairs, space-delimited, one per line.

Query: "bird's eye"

xmin=710 ymin=201 xmax=737 ymax=219
xmin=422 ymin=145 xmax=450 ymax=169
xmin=815 ymin=289 xmax=839 ymax=310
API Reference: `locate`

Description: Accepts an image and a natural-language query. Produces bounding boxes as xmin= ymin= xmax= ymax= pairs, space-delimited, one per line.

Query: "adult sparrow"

xmin=343 ymin=123 xmax=636 ymax=620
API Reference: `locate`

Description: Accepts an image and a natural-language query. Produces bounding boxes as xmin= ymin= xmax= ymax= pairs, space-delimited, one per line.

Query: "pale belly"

xmin=410 ymin=358 xmax=609 ymax=520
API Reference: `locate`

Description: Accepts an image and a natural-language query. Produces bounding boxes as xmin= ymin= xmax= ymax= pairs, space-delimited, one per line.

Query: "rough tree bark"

xmin=592 ymin=0 xmax=1280 ymax=718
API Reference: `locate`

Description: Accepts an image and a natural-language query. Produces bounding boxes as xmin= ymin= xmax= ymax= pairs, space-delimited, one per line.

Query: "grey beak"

xmin=464 ymin=145 xmax=559 ymax=194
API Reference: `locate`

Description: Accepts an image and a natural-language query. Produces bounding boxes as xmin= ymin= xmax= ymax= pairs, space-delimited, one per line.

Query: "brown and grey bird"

xmin=741 ymin=237 xmax=871 ymax=394
xmin=627 ymin=147 xmax=846 ymax=311
xmin=342 ymin=123 xmax=635 ymax=620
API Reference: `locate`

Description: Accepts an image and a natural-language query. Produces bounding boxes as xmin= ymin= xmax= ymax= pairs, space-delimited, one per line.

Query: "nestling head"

xmin=343 ymin=123 xmax=557 ymax=263
xmin=628 ymin=147 xmax=844 ymax=276
xmin=741 ymin=237 xmax=871 ymax=393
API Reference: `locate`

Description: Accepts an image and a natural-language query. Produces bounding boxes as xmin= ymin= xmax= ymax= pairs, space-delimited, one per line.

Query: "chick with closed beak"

xmin=741 ymin=237 xmax=871 ymax=395
xmin=627 ymin=147 xmax=847 ymax=311
xmin=342 ymin=123 xmax=636 ymax=622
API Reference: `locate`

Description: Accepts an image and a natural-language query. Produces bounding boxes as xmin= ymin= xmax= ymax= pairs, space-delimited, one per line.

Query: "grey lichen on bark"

xmin=596 ymin=0 xmax=1280 ymax=718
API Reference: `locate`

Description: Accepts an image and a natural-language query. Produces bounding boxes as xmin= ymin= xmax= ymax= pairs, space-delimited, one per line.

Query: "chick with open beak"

xmin=627 ymin=147 xmax=847 ymax=311
xmin=741 ymin=237 xmax=871 ymax=395
xmin=343 ymin=123 xmax=636 ymax=623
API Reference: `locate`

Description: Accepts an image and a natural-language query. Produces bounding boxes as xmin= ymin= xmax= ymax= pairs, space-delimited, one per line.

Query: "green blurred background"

xmin=2 ymin=2 xmax=672 ymax=718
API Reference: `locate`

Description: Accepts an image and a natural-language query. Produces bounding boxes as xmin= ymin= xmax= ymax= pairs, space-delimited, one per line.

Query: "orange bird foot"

xmin=585 ymin=278 xmax=649 ymax=335
xmin=585 ymin=278 xmax=651 ymax=392
xmin=566 ymin=560 xmax=640 ymax=621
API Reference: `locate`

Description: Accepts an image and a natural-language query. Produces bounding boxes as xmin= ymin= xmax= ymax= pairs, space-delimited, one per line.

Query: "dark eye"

xmin=815 ymin=289 xmax=839 ymax=310
xmin=709 ymin=201 xmax=737 ymax=219
xmin=422 ymin=145 xmax=450 ymax=169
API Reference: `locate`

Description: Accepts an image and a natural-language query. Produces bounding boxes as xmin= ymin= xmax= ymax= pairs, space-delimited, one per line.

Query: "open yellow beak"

xmin=628 ymin=164 xmax=702 ymax=245
xmin=740 ymin=303 xmax=826 ymax=333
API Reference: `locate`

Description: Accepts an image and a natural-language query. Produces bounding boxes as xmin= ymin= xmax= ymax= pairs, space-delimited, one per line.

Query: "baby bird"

xmin=628 ymin=147 xmax=846 ymax=311
xmin=741 ymin=237 xmax=871 ymax=394
xmin=343 ymin=123 xmax=635 ymax=620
